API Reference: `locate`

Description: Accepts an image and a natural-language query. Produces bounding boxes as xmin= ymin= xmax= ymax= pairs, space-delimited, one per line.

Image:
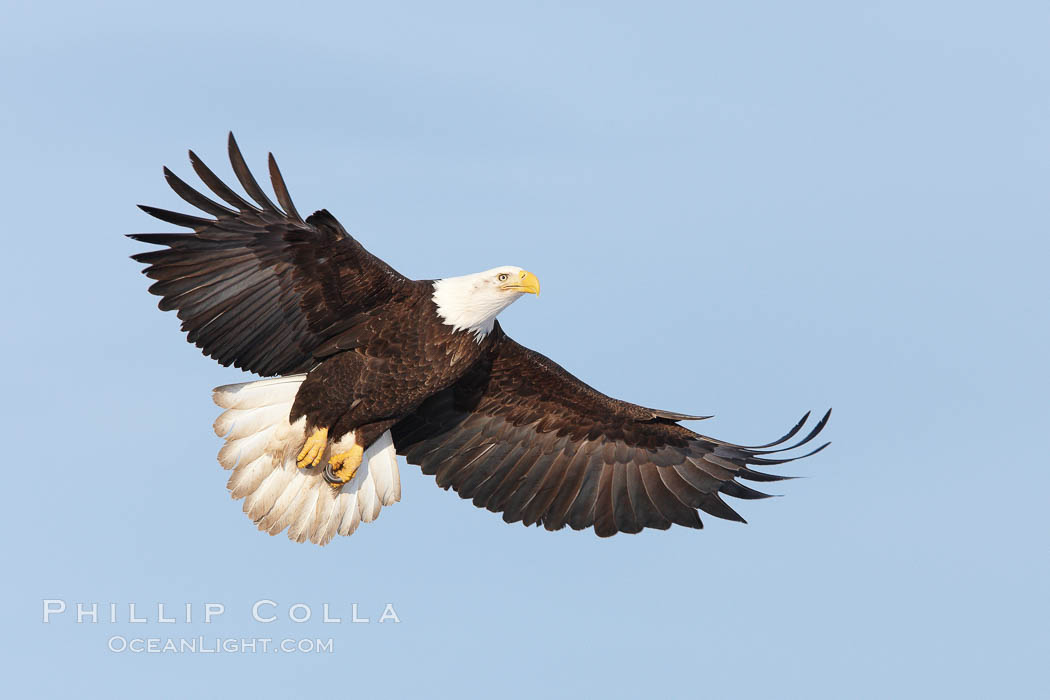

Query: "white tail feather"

xmin=212 ymin=375 xmax=401 ymax=545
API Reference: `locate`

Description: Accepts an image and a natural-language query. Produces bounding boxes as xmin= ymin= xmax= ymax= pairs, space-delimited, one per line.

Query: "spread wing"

xmin=393 ymin=323 xmax=830 ymax=537
xmin=129 ymin=133 xmax=413 ymax=376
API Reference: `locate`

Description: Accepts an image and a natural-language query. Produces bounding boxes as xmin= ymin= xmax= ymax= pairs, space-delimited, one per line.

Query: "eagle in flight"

xmin=130 ymin=134 xmax=830 ymax=545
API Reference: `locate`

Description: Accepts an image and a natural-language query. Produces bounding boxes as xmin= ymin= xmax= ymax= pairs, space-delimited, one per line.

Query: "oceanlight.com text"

xmin=107 ymin=636 xmax=335 ymax=654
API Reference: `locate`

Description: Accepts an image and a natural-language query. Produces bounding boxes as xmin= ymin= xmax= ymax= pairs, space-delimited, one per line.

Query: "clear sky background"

xmin=2 ymin=1 xmax=1047 ymax=697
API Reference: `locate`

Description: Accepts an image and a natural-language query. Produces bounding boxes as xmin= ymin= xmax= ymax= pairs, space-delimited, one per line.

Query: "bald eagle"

xmin=130 ymin=134 xmax=830 ymax=545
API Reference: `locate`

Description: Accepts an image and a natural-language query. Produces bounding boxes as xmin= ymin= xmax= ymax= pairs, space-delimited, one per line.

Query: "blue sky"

xmin=2 ymin=1 xmax=1047 ymax=697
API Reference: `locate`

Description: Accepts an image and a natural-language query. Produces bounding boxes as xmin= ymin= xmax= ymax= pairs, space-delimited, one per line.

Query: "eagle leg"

xmin=296 ymin=427 xmax=329 ymax=469
xmin=324 ymin=445 xmax=364 ymax=490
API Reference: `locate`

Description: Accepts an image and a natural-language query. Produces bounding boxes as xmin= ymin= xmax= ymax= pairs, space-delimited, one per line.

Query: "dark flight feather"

xmin=163 ymin=167 xmax=237 ymax=218
xmin=227 ymin=133 xmax=280 ymax=213
xmin=267 ymin=153 xmax=303 ymax=222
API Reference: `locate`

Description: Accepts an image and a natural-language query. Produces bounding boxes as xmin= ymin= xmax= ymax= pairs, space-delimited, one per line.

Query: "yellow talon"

xmin=326 ymin=444 xmax=364 ymax=489
xmin=297 ymin=427 xmax=329 ymax=469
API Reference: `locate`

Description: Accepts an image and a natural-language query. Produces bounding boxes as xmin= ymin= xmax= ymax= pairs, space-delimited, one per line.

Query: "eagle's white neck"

xmin=431 ymin=271 xmax=525 ymax=341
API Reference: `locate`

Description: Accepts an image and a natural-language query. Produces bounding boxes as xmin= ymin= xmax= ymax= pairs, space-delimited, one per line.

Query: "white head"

xmin=432 ymin=266 xmax=541 ymax=340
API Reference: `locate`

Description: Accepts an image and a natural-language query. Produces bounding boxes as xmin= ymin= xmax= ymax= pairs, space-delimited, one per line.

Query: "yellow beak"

xmin=502 ymin=269 xmax=541 ymax=296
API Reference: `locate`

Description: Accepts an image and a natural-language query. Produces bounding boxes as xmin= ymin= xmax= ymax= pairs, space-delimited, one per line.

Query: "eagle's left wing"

xmin=393 ymin=323 xmax=829 ymax=537
xmin=129 ymin=133 xmax=414 ymax=377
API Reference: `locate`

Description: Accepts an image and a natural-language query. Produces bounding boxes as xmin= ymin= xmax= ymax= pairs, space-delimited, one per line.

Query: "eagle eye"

xmin=498 ymin=273 xmax=509 ymax=282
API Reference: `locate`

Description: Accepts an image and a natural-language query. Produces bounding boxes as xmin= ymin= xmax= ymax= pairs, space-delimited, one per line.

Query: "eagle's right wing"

xmin=393 ymin=324 xmax=830 ymax=537
xmin=130 ymin=133 xmax=414 ymax=377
